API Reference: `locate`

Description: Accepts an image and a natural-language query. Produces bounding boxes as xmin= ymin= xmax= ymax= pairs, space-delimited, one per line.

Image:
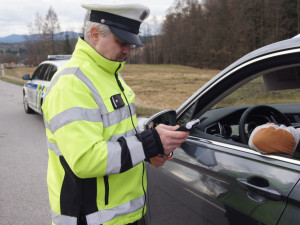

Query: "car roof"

xmin=206 ymin=35 xmax=300 ymax=91
xmin=222 ymin=35 xmax=300 ymax=76
xmin=38 ymin=55 xmax=72 ymax=68
xmin=177 ymin=35 xmax=300 ymax=114
xmin=39 ymin=60 xmax=69 ymax=68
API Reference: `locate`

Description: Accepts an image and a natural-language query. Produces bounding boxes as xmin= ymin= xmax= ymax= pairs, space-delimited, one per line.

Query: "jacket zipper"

xmin=114 ymin=64 xmax=124 ymax=91
xmin=103 ymin=64 xmax=122 ymax=206
xmin=104 ymin=175 xmax=109 ymax=205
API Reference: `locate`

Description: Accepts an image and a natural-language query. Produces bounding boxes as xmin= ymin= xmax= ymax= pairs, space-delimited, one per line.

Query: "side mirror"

xmin=144 ymin=110 xmax=176 ymax=130
xmin=22 ymin=74 xmax=30 ymax=80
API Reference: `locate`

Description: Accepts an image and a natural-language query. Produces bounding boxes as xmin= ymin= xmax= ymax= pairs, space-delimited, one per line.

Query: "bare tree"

xmin=63 ymin=31 xmax=73 ymax=54
xmin=43 ymin=6 xmax=60 ymax=55
xmin=24 ymin=12 xmax=45 ymax=65
xmin=150 ymin=0 xmax=299 ymax=69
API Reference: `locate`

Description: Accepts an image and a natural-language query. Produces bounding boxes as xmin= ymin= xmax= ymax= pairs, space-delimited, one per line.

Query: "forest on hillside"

xmin=142 ymin=0 xmax=300 ymax=69
xmin=1 ymin=0 xmax=300 ymax=69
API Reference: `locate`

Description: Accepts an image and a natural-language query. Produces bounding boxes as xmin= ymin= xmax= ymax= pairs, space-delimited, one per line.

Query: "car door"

xmin=32 ymin=64 xmax=50 ymax=111
xmin=36 ymin=64 xmax=58 ymax=112
xmin=146 ymin=141 xmax=300 ymax=225
xmin=26 ymin=64 xmax=46 ymax=108
xmin=144 ymin=48 xmax=300 ymax=225
xmin=277 ymin=178 xmax=300 ymax=225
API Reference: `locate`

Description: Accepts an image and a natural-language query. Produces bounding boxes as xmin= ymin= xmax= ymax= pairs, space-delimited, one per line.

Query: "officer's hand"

xmin=155 ymin=124 xmax=189 ymax=155
xmin=150 ymin=155 xmax=174 ymax=168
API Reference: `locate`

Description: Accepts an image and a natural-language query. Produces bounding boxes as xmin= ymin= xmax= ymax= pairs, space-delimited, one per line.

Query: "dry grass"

xmin=4 ymin=66 xmax=36 ymax=78
xmin=1 ymin=65 xmax=219 ymax=116
xmin=122 ymin=64 xmax=219 ymax=112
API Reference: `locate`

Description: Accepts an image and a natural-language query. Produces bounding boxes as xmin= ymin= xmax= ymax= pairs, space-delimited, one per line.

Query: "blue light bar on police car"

xmin=48 ymin=55 xmax=72 ymax=60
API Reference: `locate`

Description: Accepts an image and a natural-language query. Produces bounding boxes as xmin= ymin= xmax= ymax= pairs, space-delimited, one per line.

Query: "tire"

xmin=23 ymin=92 xmax=34 ymax=114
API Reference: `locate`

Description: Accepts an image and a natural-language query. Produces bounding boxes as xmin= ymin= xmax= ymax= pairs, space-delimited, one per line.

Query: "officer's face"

xmin=94 ymin=31 xmax=131 ymax=62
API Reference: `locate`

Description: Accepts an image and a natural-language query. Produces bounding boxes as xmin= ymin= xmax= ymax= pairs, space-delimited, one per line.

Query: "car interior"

xmin=178 ymin=64 xmax=300 ymax=159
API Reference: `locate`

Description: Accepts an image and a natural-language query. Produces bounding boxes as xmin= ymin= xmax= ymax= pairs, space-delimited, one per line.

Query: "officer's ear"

xmin=90 ymin=26 xmax=101 ymax=43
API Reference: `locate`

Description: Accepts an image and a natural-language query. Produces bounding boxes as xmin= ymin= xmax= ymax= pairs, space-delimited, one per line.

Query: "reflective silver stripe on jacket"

xmin=52 ymin=210 xmax=77 ymax=225
xmin=47 ymin=104 xmax=135 ymax=134
xmin=102 ymin=103 xmax=136 ymax=128
xmin=47 ymin=128 xmax=137 ymax=156
xmin=106 ymin=136 xmax=145 ymax=175
xmin=75 ymin=69 xmax=108 ymax=114
xmin=44 ymin=67 xmax=79 ymax=99
xmin=106 ymin=141 xmax=122 ymax=174
xmin=44 ymin=67 xmax=136 ymax=131
xmin=86 ymin=196 xmax=145 ymax=225
xmin=49 ymin=107 xmax=102 ymax=134
xmin=109 ymin=128 xmax=137 ymax=142
xmin=44 ymin=67 xmax=107 ymax=114
xmin=126 ymin=136 xmax=145 ymax=166
xmin=47 ymin=140 xmax=62 ymax=156
xmin=44 ymin=66 xmax=141 ymax=169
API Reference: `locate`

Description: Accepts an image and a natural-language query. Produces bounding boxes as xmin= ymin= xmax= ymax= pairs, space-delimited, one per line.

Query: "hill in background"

xmin=0 ymin=31 xmax=81 ymax=43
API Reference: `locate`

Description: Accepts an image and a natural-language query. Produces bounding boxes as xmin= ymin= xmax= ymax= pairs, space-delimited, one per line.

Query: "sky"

xmin=0 ymin=0 xmax=176 ymax=38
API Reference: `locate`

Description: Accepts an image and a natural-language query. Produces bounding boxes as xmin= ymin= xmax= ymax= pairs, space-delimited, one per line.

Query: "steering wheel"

xmin=239 ymin=105 xmax=291 ymax=144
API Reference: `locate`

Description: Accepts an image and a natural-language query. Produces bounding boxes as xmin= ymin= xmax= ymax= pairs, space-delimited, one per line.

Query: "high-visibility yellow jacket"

xmin=42 ymin=37 xmax=164 ymax=225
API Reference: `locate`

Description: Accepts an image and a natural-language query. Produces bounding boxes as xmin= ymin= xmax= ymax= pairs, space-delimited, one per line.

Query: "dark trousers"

xmin=78 ymin=217 xmax=139 ymax=225
xmin=127 ymin=221 xmax=139 ymax=225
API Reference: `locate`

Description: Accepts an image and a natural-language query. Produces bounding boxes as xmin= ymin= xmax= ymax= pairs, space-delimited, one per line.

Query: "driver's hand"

xmin=150 ymin=155 xmax=174 ymax=168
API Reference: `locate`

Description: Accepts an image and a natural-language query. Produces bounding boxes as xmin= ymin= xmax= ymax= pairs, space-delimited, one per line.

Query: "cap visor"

xmin=109 ymin=26 xmax=143 ymax=46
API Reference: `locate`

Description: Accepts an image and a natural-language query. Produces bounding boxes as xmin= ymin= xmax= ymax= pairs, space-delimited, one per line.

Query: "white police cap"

xmin=81 ymin=3 xmax=150 ymax=46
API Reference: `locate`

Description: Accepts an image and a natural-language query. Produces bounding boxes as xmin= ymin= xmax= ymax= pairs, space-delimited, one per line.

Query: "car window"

xmin=213 ymin=71 xmax=300 ymax=108
xmin=38 ymin=64 xmax=51 ymax=80
xmin=178 ymin=61 xmax=300 ymax=158
xmin=46 ymin=65 xmax=57 ymax=81
xmin=31 ymin=64 xmax=45 ymax=80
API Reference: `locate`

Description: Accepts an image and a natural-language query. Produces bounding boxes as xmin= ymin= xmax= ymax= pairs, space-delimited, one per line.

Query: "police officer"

xmin=42 ymin=3 xmax=189 ymax=225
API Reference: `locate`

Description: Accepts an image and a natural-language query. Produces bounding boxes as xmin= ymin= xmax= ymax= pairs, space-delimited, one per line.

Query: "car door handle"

xmin=237 ymin=178 xmax=282 ymax=201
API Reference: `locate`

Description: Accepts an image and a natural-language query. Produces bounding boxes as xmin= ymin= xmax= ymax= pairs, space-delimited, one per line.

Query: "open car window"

xmin=213 ymin=66 xmax=300 ymax=108
xmin=178 ymin=62 xmax=300 ymax=159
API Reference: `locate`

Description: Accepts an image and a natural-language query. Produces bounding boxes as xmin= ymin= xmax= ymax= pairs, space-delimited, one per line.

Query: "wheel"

xmin=239 ymin=105 xmax=290 ymax=144
xmin=23 ymin=91 xmax=34 ymax=114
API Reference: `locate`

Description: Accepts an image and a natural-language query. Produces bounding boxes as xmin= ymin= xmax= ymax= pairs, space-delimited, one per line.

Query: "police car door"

xmin=28 ymin=64 xmax=48 ymax=111
xmin=26 ymin=64 xmax=44 ymax=109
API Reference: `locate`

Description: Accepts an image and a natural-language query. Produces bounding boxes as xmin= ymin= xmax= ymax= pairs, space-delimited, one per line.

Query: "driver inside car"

xmin=248 ymin=123 xmax=300 ymax=155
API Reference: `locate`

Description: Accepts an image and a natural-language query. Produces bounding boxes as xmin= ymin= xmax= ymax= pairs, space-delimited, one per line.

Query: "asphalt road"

xmin=0 ymin=80 xmax=50 ymax=224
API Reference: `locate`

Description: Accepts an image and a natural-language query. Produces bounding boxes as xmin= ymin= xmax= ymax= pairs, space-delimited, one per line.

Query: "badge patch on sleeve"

xmin=110 ymin=94 xmax=125 ymax=109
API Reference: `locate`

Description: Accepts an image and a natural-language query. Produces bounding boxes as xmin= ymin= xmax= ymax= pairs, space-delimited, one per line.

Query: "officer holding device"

xmin=42 ymin=3 xmax=188 ymax=225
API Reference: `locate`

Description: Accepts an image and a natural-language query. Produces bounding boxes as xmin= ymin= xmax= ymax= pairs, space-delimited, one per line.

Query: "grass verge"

xmin=1 ymin=65 xmax=219 ymax=117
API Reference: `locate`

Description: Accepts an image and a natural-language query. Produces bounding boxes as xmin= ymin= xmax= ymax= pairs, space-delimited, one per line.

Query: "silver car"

xmin=141 ymin=35 xmax=300 ymax=225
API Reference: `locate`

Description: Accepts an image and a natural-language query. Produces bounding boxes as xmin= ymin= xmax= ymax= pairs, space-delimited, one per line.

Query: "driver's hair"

xmin=249 ymin=124 xmax=300 ymax=155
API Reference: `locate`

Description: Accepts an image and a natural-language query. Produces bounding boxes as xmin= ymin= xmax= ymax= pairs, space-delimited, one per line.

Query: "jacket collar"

xmin=73 ymin=37 xmax=125 ymax=75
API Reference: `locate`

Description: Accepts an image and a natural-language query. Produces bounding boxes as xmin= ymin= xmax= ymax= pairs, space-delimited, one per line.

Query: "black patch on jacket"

xmin=59 ymin=156 xmax=98 ymax=217
xmin=117 ymin=136 xmax=133 ymax=173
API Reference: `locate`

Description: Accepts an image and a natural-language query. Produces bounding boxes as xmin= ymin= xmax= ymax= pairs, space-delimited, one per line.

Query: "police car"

xmin=22 ymin=55 xmax=71 ymax=114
